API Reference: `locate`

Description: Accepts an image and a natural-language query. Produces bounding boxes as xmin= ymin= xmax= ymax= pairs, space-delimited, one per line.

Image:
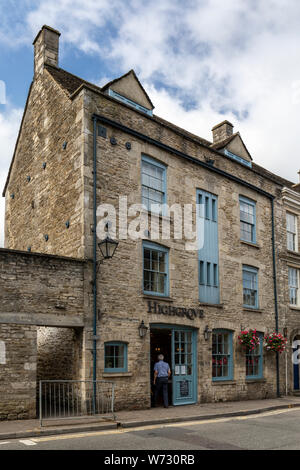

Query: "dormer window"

xmin=108 ymin=89 xmax=153 ymax=116
xmin=224 ymin=149 xmax=252 ymax=168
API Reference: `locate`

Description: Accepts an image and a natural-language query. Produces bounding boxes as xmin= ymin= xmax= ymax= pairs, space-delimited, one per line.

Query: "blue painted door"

xmin=197 ymin=190 xmax=219 ymax=304
xmin=172 ymin=329 xmax=197 ymax=405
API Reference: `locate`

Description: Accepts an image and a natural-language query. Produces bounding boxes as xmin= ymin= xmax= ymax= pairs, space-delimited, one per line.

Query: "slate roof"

xmin=3 ymin=63 xmax=297 ymax=195
xmin=45 ymin=64 xmax=101 ymax=95
xmin=45 ymin=64 xmax=212 ymax=147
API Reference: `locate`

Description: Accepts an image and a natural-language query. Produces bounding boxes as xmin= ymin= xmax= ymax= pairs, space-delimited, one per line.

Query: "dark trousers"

xmin=155 ymin=377 xmax=169 ymax=407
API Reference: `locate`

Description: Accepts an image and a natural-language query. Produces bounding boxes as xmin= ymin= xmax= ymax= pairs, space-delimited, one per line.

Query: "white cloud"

xmin=0 ymin=106 xmax=23 ymax=247
xmin=1 ymin=0 xmax=300 ymax=245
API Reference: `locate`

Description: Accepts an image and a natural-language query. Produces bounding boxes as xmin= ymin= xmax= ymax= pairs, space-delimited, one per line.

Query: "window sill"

xmin=212 ymin=380 xmax=236 ymax=386
xmin=103 ymin=372 xmax=132 ymax=378
xmin=243 ymin=307 xmax=263 ymax=313
xmin=289 ymin=305 xmax=300 ymax=311
xmin=143 ymin=294 xmax=174 ymax=302
xmin=199 ymin=302 xmax=223 ymax=309
xmin=241 ymin=240 xmax=260 ymax=249
xmin=245 ymin=378 xmax=266 ymax=383
xmin=287 ymin=250 xmax=300 ymax=256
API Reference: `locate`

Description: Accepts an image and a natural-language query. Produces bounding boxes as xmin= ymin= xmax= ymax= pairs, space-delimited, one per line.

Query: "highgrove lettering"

xmin=147 ymin=301 xmax=204 ymax=320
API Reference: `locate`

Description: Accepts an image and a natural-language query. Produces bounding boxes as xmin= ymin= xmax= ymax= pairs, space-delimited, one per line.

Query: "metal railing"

xmin=39 ymin=380 xmax=115 ymax=427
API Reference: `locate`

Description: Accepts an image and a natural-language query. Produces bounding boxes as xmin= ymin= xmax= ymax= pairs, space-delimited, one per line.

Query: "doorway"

xmin=150 ymin=328 xmax=172 ymax=407
xmin=150 ymin=324 xmax=197 ymax=406
xmin=36 ymin=326 xmax=83 ymax=417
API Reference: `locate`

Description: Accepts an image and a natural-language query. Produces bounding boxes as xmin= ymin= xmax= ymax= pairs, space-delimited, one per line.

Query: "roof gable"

xmin=225 ymin=133 xmax=252 ymax=162
xmin=102 ymin=69 xmax=154 ymax=111
xmin=211 ymin=132 xmax=252 ymax=162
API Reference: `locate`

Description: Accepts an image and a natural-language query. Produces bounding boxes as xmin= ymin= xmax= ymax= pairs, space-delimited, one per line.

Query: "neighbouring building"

xmin=1 ymin=25 xmax=300 ymax=419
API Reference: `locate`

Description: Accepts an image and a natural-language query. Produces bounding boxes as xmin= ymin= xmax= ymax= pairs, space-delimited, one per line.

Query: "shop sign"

xmin=147 ymin=301 xmax=204 ymax=320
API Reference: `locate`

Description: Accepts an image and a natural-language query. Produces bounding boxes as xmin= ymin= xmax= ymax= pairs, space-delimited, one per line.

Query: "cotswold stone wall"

xmin=278 ymin=189 xmax=300 ymax=394
xmin=0 ymin=248 xmax=86 ymax=325
xmin=81 ymin=87 xmax=285 ymax=408
xmin=0 ymin=249 xmax=86 ymax=419
xmin=0 ymin=324 xmax=37 ymax=420
xmin=2 ymin=58 xmax=291 ymax=413
xmin=4 ymin=68 xmax=84 ymax=258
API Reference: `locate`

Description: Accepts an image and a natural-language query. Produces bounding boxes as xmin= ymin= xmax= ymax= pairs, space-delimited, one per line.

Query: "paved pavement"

xmin=1 ymin=396 xmax=300 ymax=441
xmin=2 ymin=406 xmax=300 ymax=450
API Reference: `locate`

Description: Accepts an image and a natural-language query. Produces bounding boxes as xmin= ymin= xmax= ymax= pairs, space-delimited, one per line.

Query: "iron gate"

xmin=39 ymin=380 xmax=115 ymax=426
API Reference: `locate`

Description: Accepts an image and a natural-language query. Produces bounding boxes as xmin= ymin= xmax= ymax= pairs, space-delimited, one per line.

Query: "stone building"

xmin=1 ymin=25 xmax=300 ymax=418
xmin=279 ymin=183 xmax=300 ymax=394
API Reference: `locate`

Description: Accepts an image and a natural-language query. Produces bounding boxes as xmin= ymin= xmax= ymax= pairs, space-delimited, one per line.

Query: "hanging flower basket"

xmin=238 ymin=329 xmax=260 ymax=351
xmin=264 ymin=333 xmax=287 ymax=353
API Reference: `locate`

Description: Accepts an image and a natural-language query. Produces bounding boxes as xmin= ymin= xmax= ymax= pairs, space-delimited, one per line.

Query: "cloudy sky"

xmin=0 ymin=0 xmax=300 ymax=247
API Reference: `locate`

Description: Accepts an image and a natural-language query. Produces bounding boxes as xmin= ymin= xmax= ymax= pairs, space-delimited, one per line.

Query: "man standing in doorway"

xmin=153 ymin=354 xmax=171 ymax=408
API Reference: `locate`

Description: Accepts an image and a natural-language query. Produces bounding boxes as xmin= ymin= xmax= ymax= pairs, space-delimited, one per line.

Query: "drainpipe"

xmin=271 ymin=198 xmax=280 ymax=397
xmin=92 ymin=116 xmax=98 ymax=411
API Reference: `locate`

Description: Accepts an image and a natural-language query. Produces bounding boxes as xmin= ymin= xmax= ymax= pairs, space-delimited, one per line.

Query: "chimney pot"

xmin=212 ymin=120 xmax=234 ymax=144
xmin=33 ymin=25 xmax=61 ymax=76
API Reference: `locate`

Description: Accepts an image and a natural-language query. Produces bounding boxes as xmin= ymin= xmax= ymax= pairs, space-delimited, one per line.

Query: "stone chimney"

xmin=33 ymin=25 xmax=61 ymax=76
xmin=212 ymin=120 xmax=234 ymax=144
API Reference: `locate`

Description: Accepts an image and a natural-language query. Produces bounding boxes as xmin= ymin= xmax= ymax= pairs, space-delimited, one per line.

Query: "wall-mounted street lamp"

xmin=203 ymin=325 xmax=212 ymax=341
xmin=98 ymin=236 xmax=119 ymax=260
xmin=139 ymin=320 xmax=148 ymax=338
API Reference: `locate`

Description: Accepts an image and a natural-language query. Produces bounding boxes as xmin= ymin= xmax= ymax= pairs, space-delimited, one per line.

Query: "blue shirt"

xmin=154 ymin=360 xmax=170 ymax=377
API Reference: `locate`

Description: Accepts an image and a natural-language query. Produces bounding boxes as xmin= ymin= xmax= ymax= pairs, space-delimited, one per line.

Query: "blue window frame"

xmin=141 ymin=155 xmax=167 ymax=215
xmin=240 ymin=196 xmax=256 ymax=243
xmin=246 ymin=333 xmax=263 ymax=379
xmin=212 ymin=330 xmax=233 ymax=381
xmin=287 ymin=212 xmax=298 ymax=251
xmin=143 ymin=241 xmax=169 ymax=296
xmin=243 ymin=265 xmax=259 ymax=309
xmin=108 ymin=89 xmax=153 ymax=116
xmin=104 ymin=342 xmax=128 ymax=373
xmin=224 ymin=149 xmax=252 ymax=168
xmin=197 ymin=189 xmax=220 ymax=304
xmin=289 ymin=267 xmax=300 ymax=305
